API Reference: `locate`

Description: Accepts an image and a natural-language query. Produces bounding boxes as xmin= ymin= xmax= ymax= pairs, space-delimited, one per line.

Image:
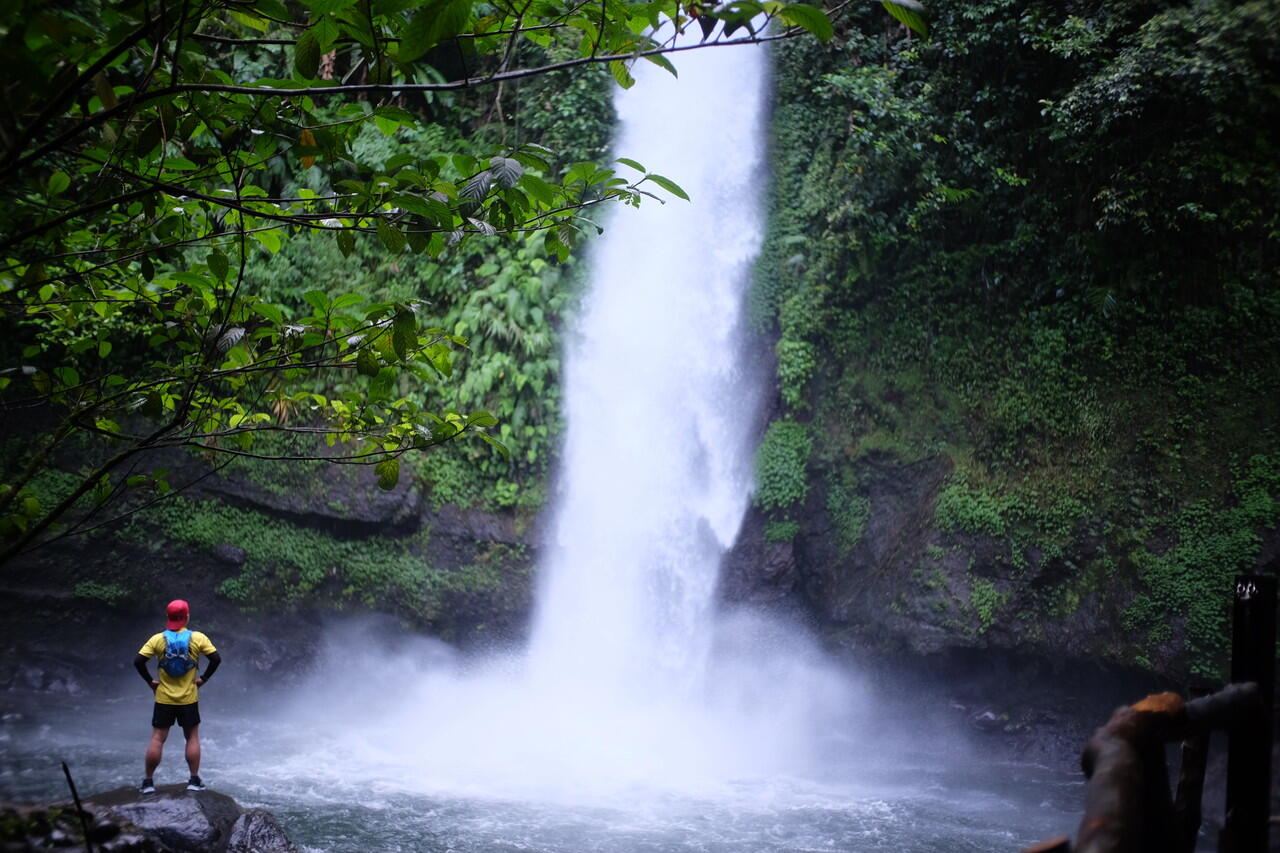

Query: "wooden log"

xmin=1076 ymin=731 xmax=1145 ymax=853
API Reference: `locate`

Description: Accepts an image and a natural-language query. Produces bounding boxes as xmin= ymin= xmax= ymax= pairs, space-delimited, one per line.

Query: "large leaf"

xmin=294 ymin=28 xmax=321 ymax=78
xmin=489 ymin=156 xmax=524 ymax=189
xmin=400 ymin=0 xmax=472 ymax=62
xmin=374 ymin=457 xmax=400 ymax=490
xmin=780 ymin=3 xmax=833 ymax=42
xmin=881 ymin=0 xmax=927 ymax=37
xmin=645 ymin=173 xmax=690 ymax=201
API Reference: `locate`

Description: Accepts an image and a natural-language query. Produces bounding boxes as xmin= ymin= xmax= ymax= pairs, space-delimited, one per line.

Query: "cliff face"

xmin=3 ymin=451 xmax=538 ymax=693
xmin=737 ymin=1 xmax=1280 ymax=682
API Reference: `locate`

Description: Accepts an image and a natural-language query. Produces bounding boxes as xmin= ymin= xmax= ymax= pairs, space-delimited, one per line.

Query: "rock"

xmin=227 ymin=809 xmax=299 ymax=853
xmin=83 ymin=785 xmax=298 ymax=853
xmin=968 ymin=709 xmax=1006 ymax=732
xmin=89 ymin=786 xmax=239 ymax=852
xmin=0 ymin=802 xmax=162 ymax=852
xmin=720 ymin=507 xmax=798 ymax=603
xmin=211 ymin=544 xmax=246 ymax=567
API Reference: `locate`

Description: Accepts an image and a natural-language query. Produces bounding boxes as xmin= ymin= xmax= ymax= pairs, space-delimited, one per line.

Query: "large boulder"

xmin=84 ymin=785 xmax=298 ymax=853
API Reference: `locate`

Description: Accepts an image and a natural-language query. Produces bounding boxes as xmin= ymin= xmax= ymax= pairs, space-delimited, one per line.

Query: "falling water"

xmin=527 ymin=35 xmax=769 ymax=709
xmin=363 ymin=31 xmax=860 ymax=800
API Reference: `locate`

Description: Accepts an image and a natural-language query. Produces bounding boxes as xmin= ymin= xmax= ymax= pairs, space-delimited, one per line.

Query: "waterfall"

xmin=526 ymin=35 xmax=769 ymax=708
xmin=285 ymin=32 xmax=859 ymax=804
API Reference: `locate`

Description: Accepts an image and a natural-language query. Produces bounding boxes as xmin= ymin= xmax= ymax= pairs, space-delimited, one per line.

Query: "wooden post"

xmin=1221 ymin=574 xmax=1276 ymax=853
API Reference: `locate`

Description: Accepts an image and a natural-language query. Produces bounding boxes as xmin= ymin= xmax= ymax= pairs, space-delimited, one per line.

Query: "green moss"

xmin=968 ymin=576 xmax=1007 ymax=635
xmin=764 ymin=520 xmax=800 ymax=543
xmin=935 ymin=474 xmax=1007 ymax=538
xmin=825 ymin=469 xmax=870 ymax=556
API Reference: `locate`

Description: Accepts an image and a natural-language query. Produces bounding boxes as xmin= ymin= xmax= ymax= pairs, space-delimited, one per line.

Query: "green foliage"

xmin=1123 ymin=454 xmax=1280 ymax=677
xmin=826 ymin=468 xmax=870 ymax=555
xmin=753 ymin=420 xmax=812 ymax=513
xmin=763 ymin=0 xmax=1280 ymax=674
xmin=5 ymin=0 xmax=861 ymax=558
xmin=764 ymin=519 xmax=801 ymax=543
xmin=73 ymin=580 xmax=129 ymax=606
xmin=119 ymin=495 xmax=454 ymax=620
xmin=935 ymin=474 xmax=1007 ymax=538
xmin=968 ymin=576 xmax=1006 ymax=635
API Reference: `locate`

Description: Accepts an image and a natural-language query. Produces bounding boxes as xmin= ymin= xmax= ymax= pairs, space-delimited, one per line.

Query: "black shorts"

xmin=152 ymin=702 xmax=200 ymax=730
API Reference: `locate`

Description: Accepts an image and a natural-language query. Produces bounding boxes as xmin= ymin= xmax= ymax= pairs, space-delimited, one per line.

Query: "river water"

xmin=0 ymin=25 xmax=1089 ymax=853
xmin=0 ymin=654 xmax=1082 ymax=852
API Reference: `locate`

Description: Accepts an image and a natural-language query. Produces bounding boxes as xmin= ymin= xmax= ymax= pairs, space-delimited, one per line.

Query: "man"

xmin=133 ymin=599 xmax=221 ymax=793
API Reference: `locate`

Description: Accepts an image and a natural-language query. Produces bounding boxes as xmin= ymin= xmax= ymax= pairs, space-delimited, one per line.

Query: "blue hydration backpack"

xmin=160 ymin=629 xmax=196 ymax=677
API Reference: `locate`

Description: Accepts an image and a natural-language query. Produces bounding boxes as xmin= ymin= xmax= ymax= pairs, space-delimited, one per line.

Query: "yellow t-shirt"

xmin=138 ymin=630 xmax=216 ymax=705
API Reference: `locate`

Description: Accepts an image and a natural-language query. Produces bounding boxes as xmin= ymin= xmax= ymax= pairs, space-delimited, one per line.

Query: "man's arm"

xmin=134 ymin=654 xmax=157 ymax=689
xmin=197 ymin=651 xmax=221 ymax=686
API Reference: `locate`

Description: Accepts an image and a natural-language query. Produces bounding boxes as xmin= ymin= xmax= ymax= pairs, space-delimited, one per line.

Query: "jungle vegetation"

xmin=0 ymin=0 xmax=928 ymax=563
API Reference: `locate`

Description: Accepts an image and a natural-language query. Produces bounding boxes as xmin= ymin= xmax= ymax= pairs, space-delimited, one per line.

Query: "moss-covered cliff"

xmin=748 ymin=0 xmax=1280 ymax=680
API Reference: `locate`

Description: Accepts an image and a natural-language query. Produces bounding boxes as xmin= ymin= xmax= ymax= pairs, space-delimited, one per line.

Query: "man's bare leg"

xmin=145 ymin=727 xmax=168 ymax=778
xmin=183 ymin=725 xmax=201 ymax=777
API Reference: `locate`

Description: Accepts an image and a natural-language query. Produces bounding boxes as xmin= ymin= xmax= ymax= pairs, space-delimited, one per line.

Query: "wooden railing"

xmin=1023 ymin=574 xmax=1276 ymax=853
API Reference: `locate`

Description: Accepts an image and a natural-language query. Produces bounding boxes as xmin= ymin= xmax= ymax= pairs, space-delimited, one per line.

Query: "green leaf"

xmin=207 ymin=249 xmax=230 ymax=281
xmin=374 ymin=457 xmax=400 ymax=490
xmin=332 ymin=293 xmax=366 ymax=310
xmin=400 ymin=0 xmax=471 ymax=62
xmin=253 ymin=302 xmax=284 ymax=325
xmin=616 ymin=157 xmax=646 ymax=172
xmin=356 ymin=346 xmax=380 ymax=377
xmin=646 ymin=173 xmax=690 ymax=201
xmin=294 ymin=28 xmax=322 ymax=78
xmin=336 ymin=228 xmax=355 ymax=257
xmin=303 ymin=289 xmax=329 ymax=313
xmin=881 ymin=0 xmax=927 ymax=37
xmin=780 ymin=3 xmax=833 ymax=41
xmin=314 ymin=14 xmax=340 ymax=50
xmin=392 ymin=306 xmax=417 ymax=360
xmin=477 ymin=431 xmax=510 ymax=458
xmin=520 ymin=173 xmax=556 ymax=206
xmin=47 ymin=172 xmax=71 ymax=197
xmin=489 ymin=156 xmax=523 ymax=189
xmin=609 ymin=60 xmax=635 ymax=89
xmin=642 ymin=52 xmax=678 ymax=77
xmin=467 ymin=410 xmax=499 ymax=427
xmin=376 ymin=218 xmax=406 ymax=253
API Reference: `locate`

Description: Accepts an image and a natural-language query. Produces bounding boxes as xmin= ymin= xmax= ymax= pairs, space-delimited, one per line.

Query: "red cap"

xmin=165 ymin=599 xmax=189 ymax=631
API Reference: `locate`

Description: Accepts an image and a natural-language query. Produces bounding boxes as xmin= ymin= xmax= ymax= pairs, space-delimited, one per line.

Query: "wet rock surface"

xmin=78 ymin=785 xmax=297 ymax=853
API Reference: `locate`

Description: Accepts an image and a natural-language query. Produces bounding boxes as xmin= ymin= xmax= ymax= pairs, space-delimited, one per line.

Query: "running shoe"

xmin=140 ymin=778 xmax=155 ymax=794
xmin=186 ymin=775 xmax=206 ymax=791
